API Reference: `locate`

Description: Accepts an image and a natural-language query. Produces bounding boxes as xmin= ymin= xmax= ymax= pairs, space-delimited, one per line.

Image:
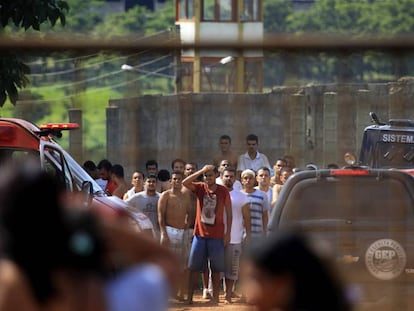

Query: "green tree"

xmin=143 ymin=0 xmax=175 ymax=35
xmin=0 ymin=0 xmax=69 ymax=106
xmin=263 ymin=0 xmax=293 ymax=87
xmin=263 ymin=0 xmax=292 ymax=33
xmin=286 ymin=0 xmax=371 ymax=34
xmin=281 ymin=0 xmax=414 ymax=84
xmin=94 ymin=5 xmax=150 ymax=37
xmin=55 ymin=0 xmax=105 ymax=33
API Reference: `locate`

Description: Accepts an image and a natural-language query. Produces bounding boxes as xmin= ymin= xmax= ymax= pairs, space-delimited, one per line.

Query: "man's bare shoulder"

xmin=159 ymin=189 xmax=173 ymax=199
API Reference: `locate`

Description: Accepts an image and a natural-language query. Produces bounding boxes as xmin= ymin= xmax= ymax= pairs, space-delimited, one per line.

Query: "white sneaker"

xmin=202 ymin=288 xmax=212 ymax=299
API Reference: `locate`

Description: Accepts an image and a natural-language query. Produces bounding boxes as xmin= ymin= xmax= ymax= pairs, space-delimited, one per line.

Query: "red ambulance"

xmin=0 ymin=118 xmax=154 ymax=235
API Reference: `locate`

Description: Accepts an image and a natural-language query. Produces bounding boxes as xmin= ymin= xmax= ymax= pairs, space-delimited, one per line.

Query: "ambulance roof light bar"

xmin=37 ymin=123 xmax=79 ymax=138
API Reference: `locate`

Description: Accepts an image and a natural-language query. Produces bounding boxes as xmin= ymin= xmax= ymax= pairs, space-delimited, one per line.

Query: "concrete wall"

xmin=107 ymin=79 xmax=414 ymax=175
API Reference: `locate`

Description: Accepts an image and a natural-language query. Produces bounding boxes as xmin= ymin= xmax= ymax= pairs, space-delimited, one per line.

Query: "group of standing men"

xmin=84 ymin=133 xmax=296 ymax=305
xmin=158 ymin=134 xmax=295 ymax=305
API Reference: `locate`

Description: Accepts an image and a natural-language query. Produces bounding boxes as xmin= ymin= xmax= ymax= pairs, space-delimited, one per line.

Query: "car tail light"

xmin=331 ymin=169 xmax=370 ymax=176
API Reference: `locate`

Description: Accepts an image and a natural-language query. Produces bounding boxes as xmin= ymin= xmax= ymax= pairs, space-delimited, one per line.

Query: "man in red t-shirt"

xmin=97 ymin=159 xmax=116 ymax=195
xmin=183 ymin=164 xmax=232 ymax=305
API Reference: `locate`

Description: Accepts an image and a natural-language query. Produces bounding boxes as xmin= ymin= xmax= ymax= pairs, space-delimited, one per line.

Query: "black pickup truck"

xmin=268 ymin=167 xmax=414 ymax=311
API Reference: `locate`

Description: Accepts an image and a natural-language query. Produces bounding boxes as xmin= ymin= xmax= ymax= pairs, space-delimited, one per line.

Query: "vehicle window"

xmin=280 ymin=178 xmax=413 ymax=222
xmin=41 ymin=146 xmax=75 ymax=192
xmin=0 ymin=149 xmax=40 ymax=168
xmin=60 ymin=148 xmax=103 ymax=194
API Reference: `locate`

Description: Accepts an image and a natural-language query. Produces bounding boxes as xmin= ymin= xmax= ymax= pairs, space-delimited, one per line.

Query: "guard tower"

xmin=175 ymin=0 xmax=263 ymax=93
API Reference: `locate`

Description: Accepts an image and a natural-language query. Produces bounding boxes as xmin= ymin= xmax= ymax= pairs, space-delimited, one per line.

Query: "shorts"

xmin=187 ymin=236 xmax=225 ymax=273
xmin=166 ymin=226 xmax=185 ymax=253
xmin=166 ymin=226 xmax=193 ymax=267
xmin=224 ymin=243 xmax=242 ymax=280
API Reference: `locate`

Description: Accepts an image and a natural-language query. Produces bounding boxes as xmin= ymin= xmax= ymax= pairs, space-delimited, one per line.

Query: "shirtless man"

xmin=110 ymin=164 xmax=130 ymax=199
xmin=270 ymin=158 xmax=287 ymax=186
xmin=213 ymin=135 xmax=238 ymax=169
xmin=158 ymin=170 xmax=193 ymax=300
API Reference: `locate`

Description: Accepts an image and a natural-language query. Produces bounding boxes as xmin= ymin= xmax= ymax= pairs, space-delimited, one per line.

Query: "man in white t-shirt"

xmin=125 ymin=174 xmax=161 ymax=239
xmin=216 ymin=159 xmax=242 ymax=191
xmin=221 ymin=167 xmax=251 ymax=304
xmin=237 ymin=134 xmax=271 ymax=179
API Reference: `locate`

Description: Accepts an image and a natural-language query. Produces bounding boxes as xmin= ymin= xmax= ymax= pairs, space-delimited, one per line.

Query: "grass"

xmin=0 ymin=86 xmax=123 ymax=161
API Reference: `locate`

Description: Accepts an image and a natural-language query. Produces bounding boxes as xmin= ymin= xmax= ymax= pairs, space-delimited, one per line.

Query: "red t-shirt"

xmin=105 ymin=180 xmax=117 ymax=195
xmin=192 ymin=182 xmax=230 ymax=239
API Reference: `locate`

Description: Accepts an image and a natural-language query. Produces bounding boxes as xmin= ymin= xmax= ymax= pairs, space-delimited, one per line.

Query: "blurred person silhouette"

xmin=283 ymin=155 xmax=296 ymax=170
xmin=270 ymin=158 xmax=287 ymax=186
xmin=241 ymin=231 xmax=351 ymax=311
xmin=145 ymin=160 xmax=159 ymax=177
xmin=157 ymin=169 xmax=171 ymax=193
xmin=84 ymin=159 xmax=107 ymax=190
xmin=184 ymin=162 xmax=203 ymax=182
xmin=145 ymin=160 xmax=163 ymax=193
xmin=83 ymin=160 xmax=99 ymax=179
xmin=171 ymin=158 xmax=186 ymax=174
xmin=212 ymin=135 xmax=239 ymax=169
xmin=271 ymin=166 xmax=294 ymax=207
xmin=0 ymin=163 xmax=177 ymax=311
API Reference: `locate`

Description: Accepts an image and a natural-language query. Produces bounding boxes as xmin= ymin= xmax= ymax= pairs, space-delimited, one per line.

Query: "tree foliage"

xmin=2 ymin=0 xmax=414 ymax=106
xmin=263 ymin=0 xmax=292 ymax=33
xmin=0 ymin=0 xmax=69 ymax=107
xmin=143 ymin=0 xmax=175 ymax=35
xmin=92 ymin=0 xmax=175 ymax=37
xmin=94 ymin=5 xmax=151 ymax=37
xmin=0 ymin=53 xmax=30 ymax=105
xmin=268 ymin=0 xmax=414 ymax=84
xmin=57 ymin=0 xmax=105 ymax=33
xmin=0 ymin=0 xmax=69 ymax=30
xmin=285 ymin=0 xmax=414 ymax=34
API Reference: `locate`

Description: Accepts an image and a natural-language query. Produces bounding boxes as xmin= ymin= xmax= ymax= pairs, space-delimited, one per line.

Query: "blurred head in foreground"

xmin=0 ymin=163 xmax=105 ymax=304
xmin=241 ymin=231 xmax=351 ymax=311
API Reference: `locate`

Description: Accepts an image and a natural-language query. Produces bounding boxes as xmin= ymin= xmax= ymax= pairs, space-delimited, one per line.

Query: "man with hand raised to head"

xmin=182 ymin=164 xmax=232 ymax=305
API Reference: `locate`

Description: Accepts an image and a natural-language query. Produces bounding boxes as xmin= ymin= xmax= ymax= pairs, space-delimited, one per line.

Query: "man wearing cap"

xmin=182 ymin=164 xmax=232 ymax=305
xmin=240 ymin=169 xmax=270 ymax=240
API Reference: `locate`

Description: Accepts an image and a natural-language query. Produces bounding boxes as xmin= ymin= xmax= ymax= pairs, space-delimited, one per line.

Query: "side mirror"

xmin=81 ymin=181 xmax=93 ymax=207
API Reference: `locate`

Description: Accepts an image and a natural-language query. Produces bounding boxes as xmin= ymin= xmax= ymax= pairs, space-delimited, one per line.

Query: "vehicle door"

xmin=39 ymin=140 xmax=76 ymax=193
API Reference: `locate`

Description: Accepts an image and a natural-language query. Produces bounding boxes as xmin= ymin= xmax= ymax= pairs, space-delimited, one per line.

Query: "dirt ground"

xmin=168 ymin=290 xmax=251 ymax=311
